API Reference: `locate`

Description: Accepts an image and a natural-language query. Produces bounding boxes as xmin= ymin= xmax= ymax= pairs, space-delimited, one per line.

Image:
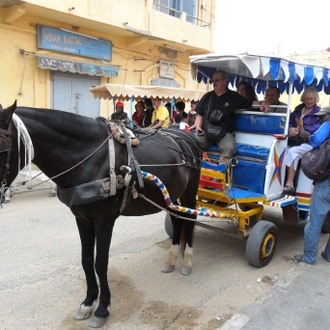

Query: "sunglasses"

xmin=209 ymin=78 xmax=222 ymax=84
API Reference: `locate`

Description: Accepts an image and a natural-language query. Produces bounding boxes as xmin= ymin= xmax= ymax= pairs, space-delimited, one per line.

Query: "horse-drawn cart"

xmin=90 ymin=54 xmax=330 ymax=268
xmin=186 ymin=53 xmax=330 ymax=267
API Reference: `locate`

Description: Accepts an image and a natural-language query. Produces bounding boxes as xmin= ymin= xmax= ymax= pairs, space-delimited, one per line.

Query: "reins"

xmin=136 ymin=127 xmax=203 ymax=165
xmin=4 ymin=117 xmax=201 ymax=199
xmin=16 ymin=126 xmax=118 ymax=190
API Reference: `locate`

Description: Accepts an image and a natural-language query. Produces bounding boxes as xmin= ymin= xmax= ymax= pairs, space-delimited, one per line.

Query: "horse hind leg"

xmin=161 ymin=214 xmax=183 ymax=273
xmin=181 ymin=243 xmax=193 ymax=276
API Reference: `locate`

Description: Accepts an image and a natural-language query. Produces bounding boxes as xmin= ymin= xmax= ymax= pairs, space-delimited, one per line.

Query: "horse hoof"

xmin=180 ymin=267 xmax=192 ymax=276
xmin=90 ymin=315 xmax=108 ymax=328
xmin=161 ymin=264 xmax=175 ymax=273
xmin=74 ymin=304 xmax=94 ymax=320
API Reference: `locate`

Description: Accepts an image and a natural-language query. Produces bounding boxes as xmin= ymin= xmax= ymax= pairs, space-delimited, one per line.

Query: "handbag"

xmin=301 ymin=138 xmax=330 ymax=182
xmin=288 ymin=114 xmax=314 ymax=146
xmin=288 ymin=134 xmax=306 ymax=146
xmin=203 ymin=97 xmax=227 ymax=141
xmin=204 ymin=124 xmax=226 ymax=142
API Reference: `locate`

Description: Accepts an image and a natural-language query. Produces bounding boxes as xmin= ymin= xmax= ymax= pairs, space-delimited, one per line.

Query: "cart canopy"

xmin=90 ymin=84 xmax=206 ymax=102
xmin=189 ymin=53 xmax=330 ymax=95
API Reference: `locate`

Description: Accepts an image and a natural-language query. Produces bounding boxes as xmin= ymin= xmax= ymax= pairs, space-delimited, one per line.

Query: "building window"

xmin=154 ymin=0 xmax=197 ymax=24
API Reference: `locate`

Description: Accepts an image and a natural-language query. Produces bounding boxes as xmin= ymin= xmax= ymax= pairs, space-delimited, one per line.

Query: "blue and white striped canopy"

xmin=189 ymin=53 xmax=330 ymax=95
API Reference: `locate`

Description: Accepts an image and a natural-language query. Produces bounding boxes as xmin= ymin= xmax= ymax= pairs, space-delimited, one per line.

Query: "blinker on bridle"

xmin=0 ymin=126 xmax=12 ymax=208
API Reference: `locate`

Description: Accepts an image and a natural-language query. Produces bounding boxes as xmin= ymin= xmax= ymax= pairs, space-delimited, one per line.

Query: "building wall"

xmin=0 ymin=0 xmax=215 ymax=117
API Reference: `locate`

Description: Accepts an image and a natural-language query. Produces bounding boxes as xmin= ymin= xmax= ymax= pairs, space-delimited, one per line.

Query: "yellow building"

xmin=0 ymin=0 xmax=215 ymax=118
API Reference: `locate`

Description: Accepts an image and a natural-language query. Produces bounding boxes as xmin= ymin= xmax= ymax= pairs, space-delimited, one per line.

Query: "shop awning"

xmin=90 ymin=84 xmax=206 ymax=102
xmin=37 ymin=54 xmax=119 ymax=77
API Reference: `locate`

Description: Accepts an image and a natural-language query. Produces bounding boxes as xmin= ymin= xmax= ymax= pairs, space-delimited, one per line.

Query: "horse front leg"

xmin=161 ymin=215 xmax=182 ymax=273
xmin=89 ymin=216 xmax=116 ymax=328
xmin=74 ymin=217 xmax=98 ymax=321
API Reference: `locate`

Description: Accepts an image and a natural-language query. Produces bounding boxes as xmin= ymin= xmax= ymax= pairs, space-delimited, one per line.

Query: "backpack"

xmin=301 ymin=138 xmax=330 ymax=181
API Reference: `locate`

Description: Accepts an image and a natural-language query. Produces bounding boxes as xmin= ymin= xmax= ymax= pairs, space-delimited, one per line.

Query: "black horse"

xmin=0 ymin=101 xmax=202 ymax=328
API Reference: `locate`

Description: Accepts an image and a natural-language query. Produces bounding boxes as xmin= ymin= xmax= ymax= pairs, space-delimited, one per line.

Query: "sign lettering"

xmin=37 ymin=24 xmax=112 ymax=61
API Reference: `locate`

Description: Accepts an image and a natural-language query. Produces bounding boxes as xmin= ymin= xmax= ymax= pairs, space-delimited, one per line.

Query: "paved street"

xmin=1 ymin=176 xmax=330 ymax=330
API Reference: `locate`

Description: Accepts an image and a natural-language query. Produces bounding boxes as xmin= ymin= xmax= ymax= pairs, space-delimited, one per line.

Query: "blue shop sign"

xmin=37 ymin=24 xmax=112 ymax=61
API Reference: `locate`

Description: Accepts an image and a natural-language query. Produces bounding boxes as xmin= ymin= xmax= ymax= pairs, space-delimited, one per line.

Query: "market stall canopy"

xmin=90 ymin=84 xmax=206 ymax=102
xmin=190 ymin=53 xmax=330 ymax=95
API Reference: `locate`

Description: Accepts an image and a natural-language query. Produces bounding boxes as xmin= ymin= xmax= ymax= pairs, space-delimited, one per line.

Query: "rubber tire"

xmin=246 ymin=220 xmax=278 ymax=268
xmin=164 ymin=213 xmax=174 ymax=238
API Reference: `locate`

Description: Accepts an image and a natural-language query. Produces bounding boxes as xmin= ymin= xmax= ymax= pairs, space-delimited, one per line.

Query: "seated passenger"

xmin=265 ymin=87 xmax=287 ymax=113
xmin=195 ymin=70 xmax=269 ymax=163
xmin=149 ymin=97 xmax=170 ymax=129
xmin=237 ymin=81 xmax=258 ymax=102
xmin=132 ymin=100 xmax=145 ymax=126
xmin=283 ymin=87 xmax=321 ymax=194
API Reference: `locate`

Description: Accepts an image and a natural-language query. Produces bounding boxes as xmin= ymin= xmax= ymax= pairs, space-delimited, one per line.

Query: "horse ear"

xmin=1 ymin=100 xmax=17 ymax=125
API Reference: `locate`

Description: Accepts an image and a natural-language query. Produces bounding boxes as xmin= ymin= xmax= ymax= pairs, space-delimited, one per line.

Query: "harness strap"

xmin=108 ymin=136 xmax=117 ymax=196
xmin=119 ymin=122 xmax=144 ymax=189
xmin=157 ymin=130 xmax=202 ymax=169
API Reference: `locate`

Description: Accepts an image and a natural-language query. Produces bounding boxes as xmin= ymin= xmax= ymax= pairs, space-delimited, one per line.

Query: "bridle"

xmin=0 ymin=125 xmax=12 ymax=208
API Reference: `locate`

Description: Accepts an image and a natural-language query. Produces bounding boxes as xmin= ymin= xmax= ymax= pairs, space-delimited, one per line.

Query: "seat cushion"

xmin=235 ymin=144 xmax=270 ymax=162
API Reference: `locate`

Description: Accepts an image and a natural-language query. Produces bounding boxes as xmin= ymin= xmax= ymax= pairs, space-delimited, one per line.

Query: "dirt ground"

xmin=1 ymin=186 xmax=326 ymax=330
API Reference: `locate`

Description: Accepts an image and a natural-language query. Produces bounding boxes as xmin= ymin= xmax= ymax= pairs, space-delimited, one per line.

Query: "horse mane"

xmin=15 ymin=107 xmax=107 ymax=139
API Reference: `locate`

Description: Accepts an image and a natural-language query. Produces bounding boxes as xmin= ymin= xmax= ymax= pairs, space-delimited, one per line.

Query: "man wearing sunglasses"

xmin=195 ymin=70 xmax=269 ymax=163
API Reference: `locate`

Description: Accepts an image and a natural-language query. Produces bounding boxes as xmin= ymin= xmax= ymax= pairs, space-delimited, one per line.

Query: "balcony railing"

xmin=153 ymin=2 xmax=211 ymax=27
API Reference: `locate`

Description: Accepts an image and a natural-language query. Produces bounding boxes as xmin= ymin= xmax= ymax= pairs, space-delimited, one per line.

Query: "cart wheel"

xmin=322 ymin=213 xmax=330 ymax=234
xmin=164 ymin=213 xmax=174 ymax=238
xmin=246 ymin=220 xmax=278 ymax=268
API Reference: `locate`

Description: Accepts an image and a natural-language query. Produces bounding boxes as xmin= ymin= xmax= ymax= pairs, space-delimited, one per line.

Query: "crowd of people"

xmin=112 ymin=97 xmax=200 ymax=132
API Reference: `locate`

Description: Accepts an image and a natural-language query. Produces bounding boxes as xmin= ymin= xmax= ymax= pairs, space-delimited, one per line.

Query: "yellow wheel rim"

xmin=261 ymin=233 xmax=275 ymax=259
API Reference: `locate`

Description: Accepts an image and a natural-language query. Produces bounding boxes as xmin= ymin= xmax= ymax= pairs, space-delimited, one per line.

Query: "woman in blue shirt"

xmin=293 ymin=106 xmax=330 ymax=264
